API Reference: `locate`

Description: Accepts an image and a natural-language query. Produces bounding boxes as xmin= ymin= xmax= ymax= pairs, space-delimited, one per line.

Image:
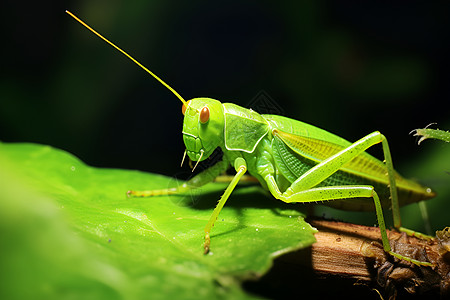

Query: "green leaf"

xmin=0 ymin=142 xmax=316 ymax=300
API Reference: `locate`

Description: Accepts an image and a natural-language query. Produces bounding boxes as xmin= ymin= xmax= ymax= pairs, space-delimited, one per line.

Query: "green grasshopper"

xmin=67 ymin=11 xmax=436 ymax=266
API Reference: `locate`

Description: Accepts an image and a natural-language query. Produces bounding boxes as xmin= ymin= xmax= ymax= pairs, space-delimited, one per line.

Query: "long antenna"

xmin=66 ymin=10 xmax=187 ymax=106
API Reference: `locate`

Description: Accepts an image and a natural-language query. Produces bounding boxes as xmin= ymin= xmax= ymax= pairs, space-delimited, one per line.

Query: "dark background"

xmin=2 ymin=0 xmax=450 ymax=221
xmin=1 ymin=1 xmax=449 ymax=298
xmin=2 ymin=0 xmax=449 ymax=174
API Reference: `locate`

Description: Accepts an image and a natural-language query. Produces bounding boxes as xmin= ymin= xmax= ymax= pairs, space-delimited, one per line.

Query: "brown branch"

xmin=244 ymin=219 xmax=449 ymax=299
xmin=305 ymin=219 xmax=450 ymax=298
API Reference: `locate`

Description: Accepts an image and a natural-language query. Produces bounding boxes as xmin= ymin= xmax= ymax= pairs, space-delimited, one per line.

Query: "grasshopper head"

xmin=181 ymin=98 xmax=224 ymax=163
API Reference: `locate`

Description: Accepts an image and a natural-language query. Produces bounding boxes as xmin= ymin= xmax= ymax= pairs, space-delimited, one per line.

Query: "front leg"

xmin=204 ymin=157 xmax=247 ymax=254
xmin=127 ymin=159 xmax=229 ymax=197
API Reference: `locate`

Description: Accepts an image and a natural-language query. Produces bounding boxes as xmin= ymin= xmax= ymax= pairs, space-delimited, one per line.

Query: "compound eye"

xmin=200 ymin=106 xmax=210 ymax=124
xmin=182 ymin=100 xmax=191 ymax=115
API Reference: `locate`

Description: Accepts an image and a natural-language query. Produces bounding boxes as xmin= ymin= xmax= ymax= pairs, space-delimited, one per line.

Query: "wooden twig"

xmin=306 ymin=219 xmax=450 ymax=298
xmin=244 ymin=219 xmax=449 ymax=299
